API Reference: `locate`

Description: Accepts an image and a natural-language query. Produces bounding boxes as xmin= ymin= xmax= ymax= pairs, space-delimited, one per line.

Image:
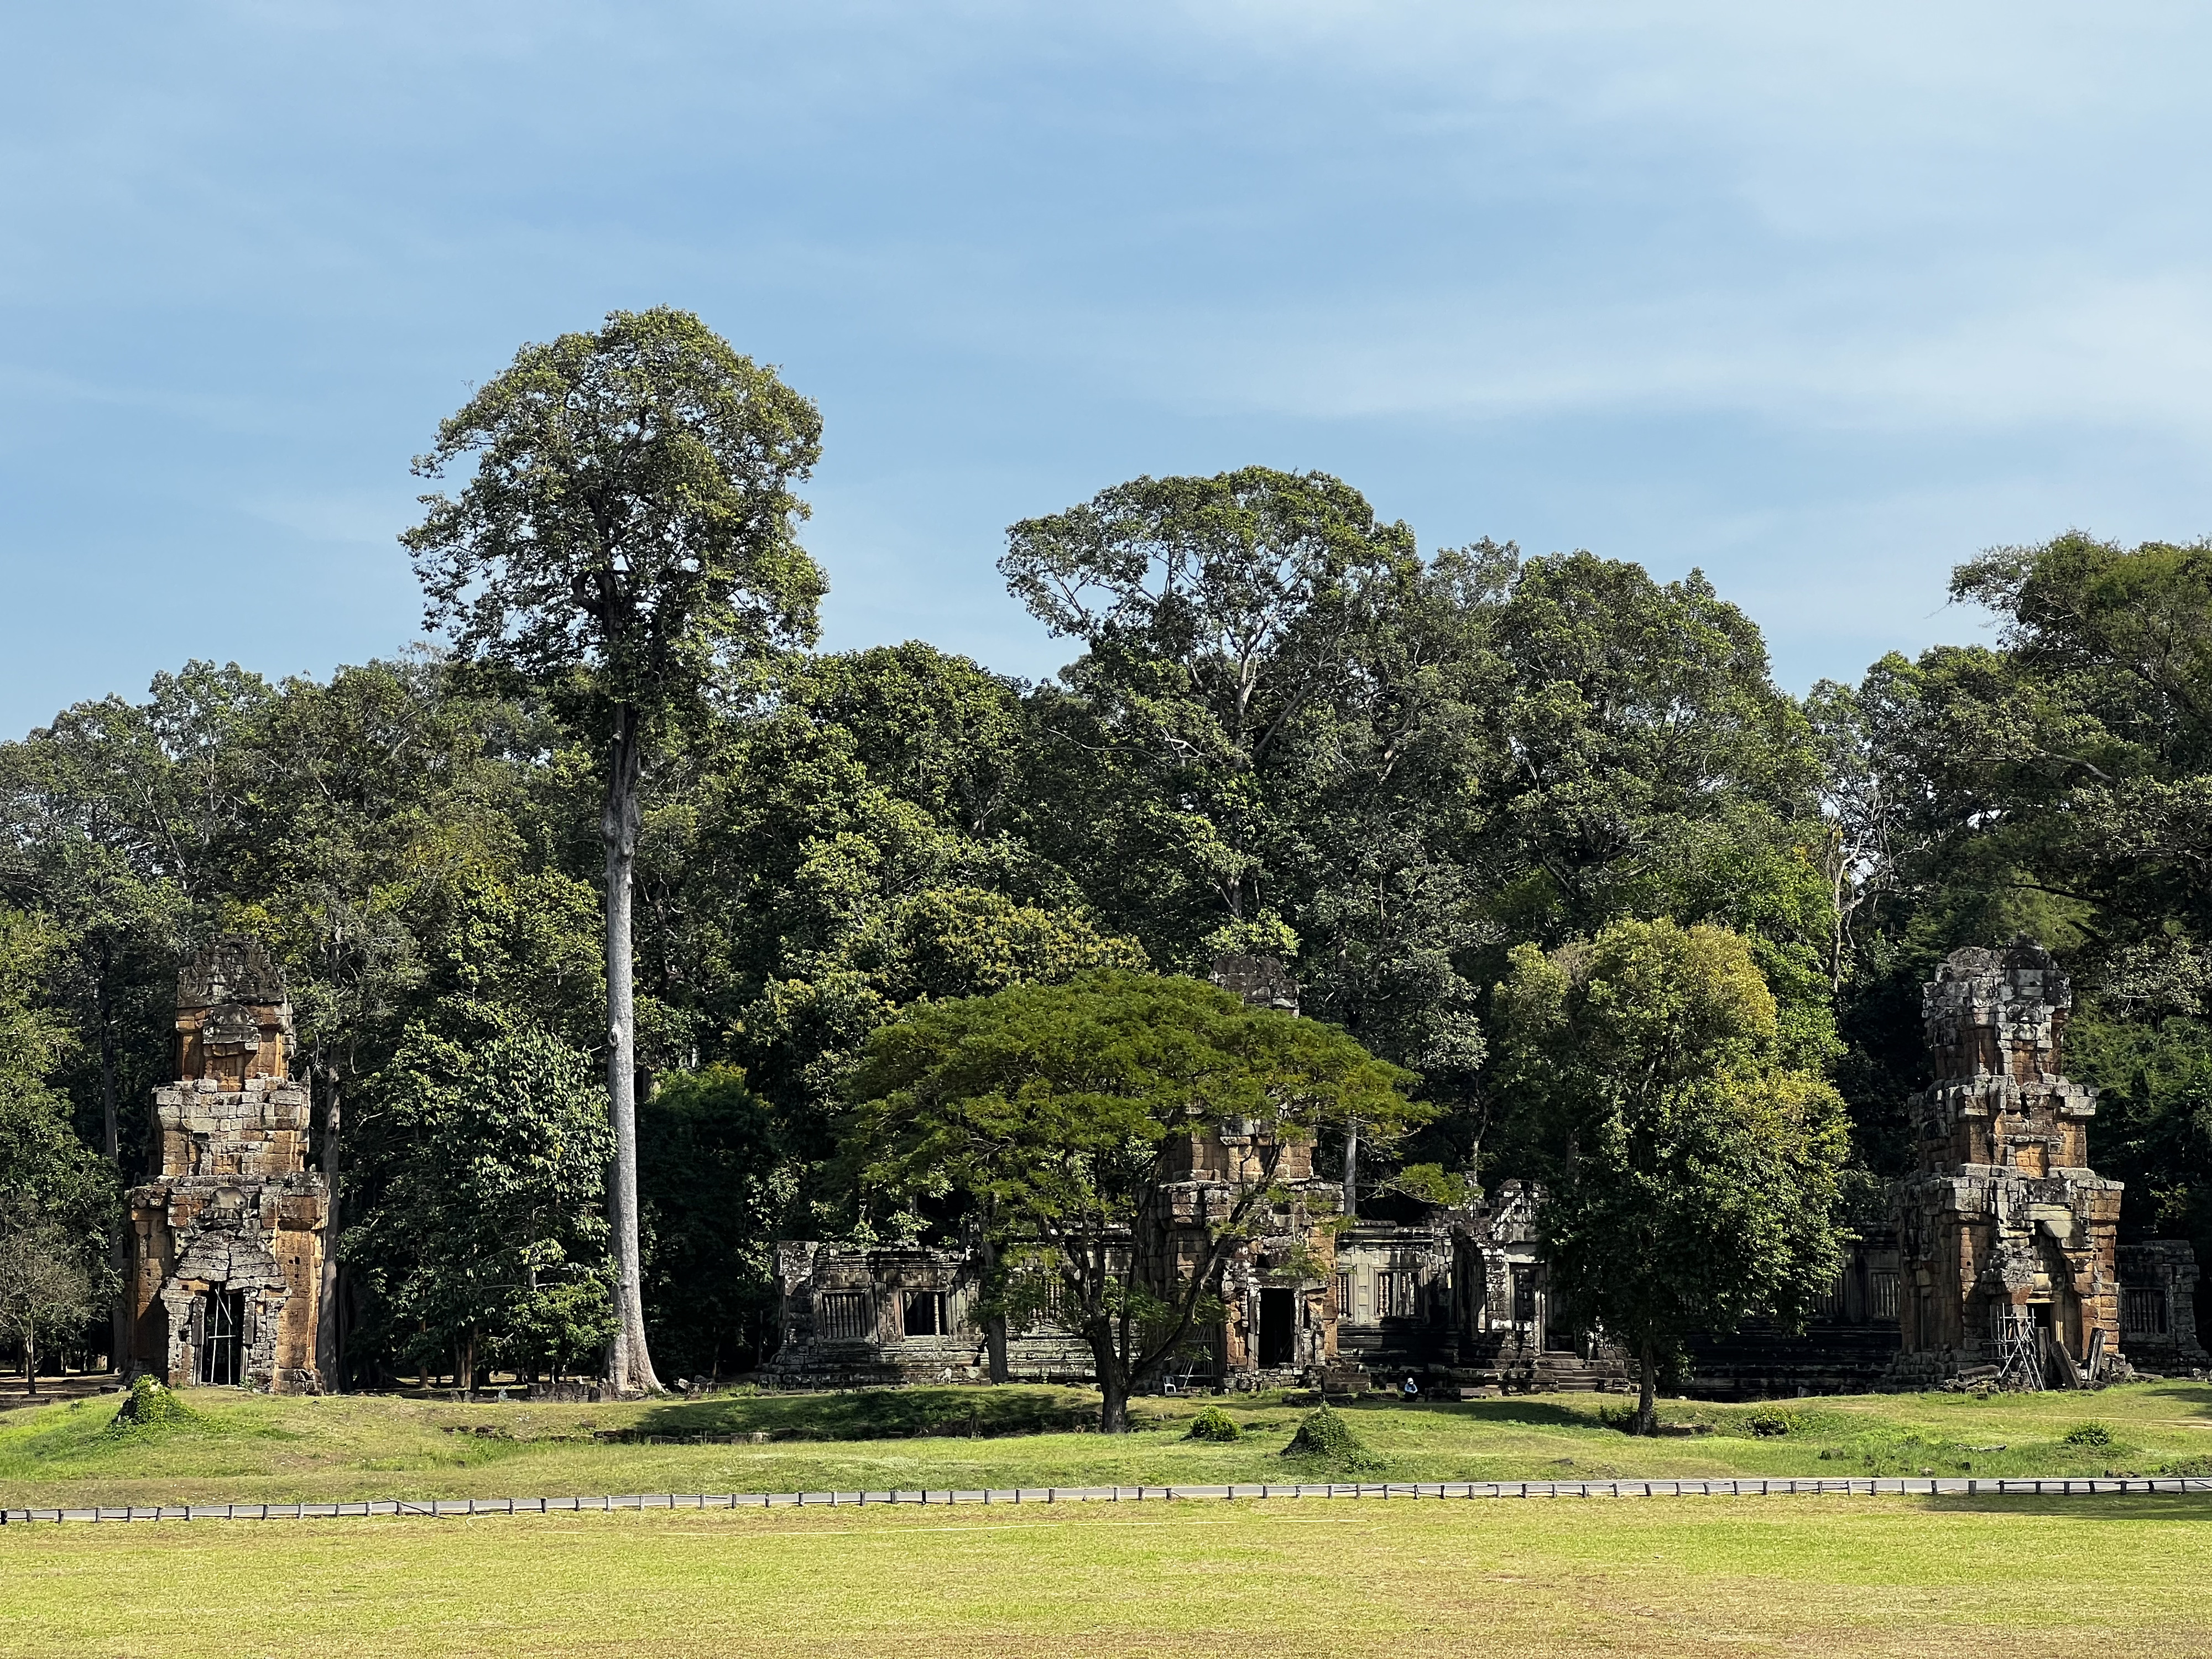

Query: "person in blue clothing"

xmin=1401 ymin=1375 xmax=1421 ymax=1399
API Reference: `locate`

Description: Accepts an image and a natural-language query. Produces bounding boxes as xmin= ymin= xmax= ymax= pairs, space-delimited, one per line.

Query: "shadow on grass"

xmin=2133 ymin=1383 xmax=2212 ymax=1421
xmin=630 ymin=1386 xmax=1102 ymax=1442
xmin=1923 ymin=1492 xmax=2212 ymax=1522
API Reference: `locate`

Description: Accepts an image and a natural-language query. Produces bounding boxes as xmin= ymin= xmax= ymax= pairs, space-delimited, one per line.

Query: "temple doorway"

xmin=1259 ymin=1288 xmax=1296 ymax=1366
xmin=198 ymin=1289 xmax=245 ymax=1386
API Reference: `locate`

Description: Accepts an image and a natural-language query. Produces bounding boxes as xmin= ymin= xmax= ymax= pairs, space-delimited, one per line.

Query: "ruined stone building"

xmin=127 ymin=936 xmax=326 ymax=1392
xmin=774 ymin=954 xmax=1352 ymax=1389
xmin=771 ymin=942 xmax=2206 ymax=1397
xmin=1890 ymin=942 xmax=2205 ymax=1386
xmin=1891 ymin=943 xmax=2120 ymax=1386
xmin=2116 ymin=1238 xmax=2206 ymax=1372
xmin=774 ymin=954 xmax=1864 ymax=1395
xmin=772 ymin=1169 xmax=1632 ymax=1393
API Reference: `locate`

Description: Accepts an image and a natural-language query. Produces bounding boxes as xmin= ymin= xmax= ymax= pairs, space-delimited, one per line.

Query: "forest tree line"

xmin=4 ymin=314 xmax=2211 ymax=1390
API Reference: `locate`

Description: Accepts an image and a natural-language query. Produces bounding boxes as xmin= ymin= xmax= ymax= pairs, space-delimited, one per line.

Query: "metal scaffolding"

xmin=1992 ymin=1310 xmax=2045 ymax=1391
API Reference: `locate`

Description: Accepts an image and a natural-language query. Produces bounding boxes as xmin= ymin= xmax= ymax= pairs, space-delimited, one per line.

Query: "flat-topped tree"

xmin=849 ymin=969 xmax=1420 ymax=1433
xmin=402 ymin=308 xmax=823 ymax=1396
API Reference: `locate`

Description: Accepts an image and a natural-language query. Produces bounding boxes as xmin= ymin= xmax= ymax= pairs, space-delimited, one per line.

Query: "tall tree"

xmin=849 ymin=969 xmax=1420 ymax=1432
xmin=402 ymin=307 xmax=825 ymax=1395
xmin=0 ymin=707 xmax=191 ymax=1363
xmin=1003 ymin=466 xmax=1421 ymax=953
xmin=1493 ymin=919 xmax=1849 ymax=1435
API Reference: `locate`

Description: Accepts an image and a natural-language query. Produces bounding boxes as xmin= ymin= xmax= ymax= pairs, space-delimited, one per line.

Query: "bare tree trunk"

xmin=1093 ymin=1335 xmax=1129 ymax=1434
xmin=1636 ymin=1341 xmax=1657 ymax=1437
xmin=977 ymin=1232 xmax=1009 ymax=1385
xmin=316 ymin=1063 xmax=343 ymax=1391
xmin=1343 ymin=1118 xmax=1360 ymax=1218
xmin=24 ymin=1316 xmax=36 ymax=1397
xmin=602 ymin=706 xmax=659 ymax=1397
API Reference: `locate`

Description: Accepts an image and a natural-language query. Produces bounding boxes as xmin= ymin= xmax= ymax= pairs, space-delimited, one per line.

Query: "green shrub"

xmin=2156 ymin=1454 xmax=2212 ymax=1477
xmin=2063 ymin=1422 xmax=2115 ymax=1448
xmin=1186 ymin=1406 xmax=1241 ymax=1443
xmin=1281 ymin=1406 xmax=1381 ymax=1472
xmin=105 ymin=1378 xmax=196 ymax=1438
xmin=1747 ymin=1413 xmax=1791 ymax=1438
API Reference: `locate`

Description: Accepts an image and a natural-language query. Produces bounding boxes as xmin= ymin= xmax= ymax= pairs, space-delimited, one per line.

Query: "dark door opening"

xmin=1259 ymin=1288 xmax=1296 ymax=1366
xmin=1511 ymin=1265 xmax=1537 ymax=1326
xmin=1542 ymin=1286 xmax=1578 ymax=1353
xmin=902 ymin=1290 xmax=946 ymax=1337
xmin=198 ymin=1289 xmax=244 ymax=1386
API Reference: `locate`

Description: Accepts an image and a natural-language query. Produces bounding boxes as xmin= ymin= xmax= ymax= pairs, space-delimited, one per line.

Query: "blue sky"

xmin=5 ymin=2 xmax=2210 ymax=737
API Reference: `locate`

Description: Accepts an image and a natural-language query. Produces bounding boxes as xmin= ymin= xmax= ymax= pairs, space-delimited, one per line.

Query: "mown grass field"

xmin=5 ymin=1379 xmax=2212 ymax=1507
xmin=7 ymin=1494 xmax=2212 ymax=1657
xmin=6 ymin=1385 xmax=2212 ymax=1656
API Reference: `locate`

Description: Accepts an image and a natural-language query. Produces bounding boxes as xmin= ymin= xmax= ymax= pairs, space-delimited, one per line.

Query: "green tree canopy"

xmin=346 ymin=1016 xmax=613 ymax=1387
xmin=1493 ymin=918 xmax=1849 ymax=1434
xmin=1827 ymin=531 xmax=2212 ymax=1267
xmin=403 ymin=305 xmax=825 ymax=1395
xmin=848 ymin=969 xmax=1421 ymax=1431
xmin=636 ymin=1066 xmax=788 ymax=1384
xmin=0 ymin=909 xmax=114 ymax=1243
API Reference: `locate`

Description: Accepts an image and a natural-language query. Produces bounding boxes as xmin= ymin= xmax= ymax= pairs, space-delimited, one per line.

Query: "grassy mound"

xmin=1281 ymin=1405 xmax=1381 ymax=1472
xmin=104 ymin=1378 xmax=197 ymax=1438
xmin=1185 ymin=1405 xmax=1241 ymax=1443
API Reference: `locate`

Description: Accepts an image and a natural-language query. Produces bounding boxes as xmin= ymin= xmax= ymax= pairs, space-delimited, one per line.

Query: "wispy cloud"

xmin=4 ymin=1 xmax=2211 ymax=728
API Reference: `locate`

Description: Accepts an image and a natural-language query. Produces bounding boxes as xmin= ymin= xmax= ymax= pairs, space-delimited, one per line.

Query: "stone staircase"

xmin=1681 ymin=1322 xmax=1900 ymax=1400
xmin=1449 ymin=1330 xmax=1629 ymax=1394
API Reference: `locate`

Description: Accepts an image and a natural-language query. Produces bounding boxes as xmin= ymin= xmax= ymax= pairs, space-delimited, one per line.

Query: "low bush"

xmin=1186 ymin=1405 xmax=1241 ymax=1442
xmin=2063 ymin=1421 xmax=2115 ymax=1448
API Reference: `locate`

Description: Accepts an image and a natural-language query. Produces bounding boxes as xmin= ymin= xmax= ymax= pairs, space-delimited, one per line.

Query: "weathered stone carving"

xmin=768 ymin=1241 xmax=1094 ymax=1387
xmin=1889 ymin=942 xmax=2121 ymax=1387
xmin=127 ymin=935 xmax=326 ymax=1392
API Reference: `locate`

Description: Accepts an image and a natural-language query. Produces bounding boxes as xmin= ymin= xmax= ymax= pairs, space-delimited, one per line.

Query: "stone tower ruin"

xmin=1891 ymin=942 xmax=2121 ymax=1387
xmin=127 ymin=935 xmax=326 ymax=1391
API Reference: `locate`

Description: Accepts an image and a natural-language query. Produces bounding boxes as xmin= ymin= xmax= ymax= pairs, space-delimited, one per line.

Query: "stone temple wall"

xmin=128 ymin=935 xmax=325 ymax=1393
xmin=1891 ymin=942 xmax=2121 ymax=1386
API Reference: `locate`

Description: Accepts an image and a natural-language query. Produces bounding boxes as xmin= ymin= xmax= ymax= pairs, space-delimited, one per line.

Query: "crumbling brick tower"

xmin=1160 ymin=954 xmax=1344 ymax=1386
xmin=127 ymin=935 xmax=326 ymax=1392
xmin=1891 ymin=943 xmax=2121 ymax=1387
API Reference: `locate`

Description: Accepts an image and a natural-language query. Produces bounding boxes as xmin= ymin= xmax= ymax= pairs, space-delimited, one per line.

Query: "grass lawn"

xmin=6 ymin=1380 xmax=2212 ymax=1509
xmin=6 ymin=1493 xmax=2211 ymax=1657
